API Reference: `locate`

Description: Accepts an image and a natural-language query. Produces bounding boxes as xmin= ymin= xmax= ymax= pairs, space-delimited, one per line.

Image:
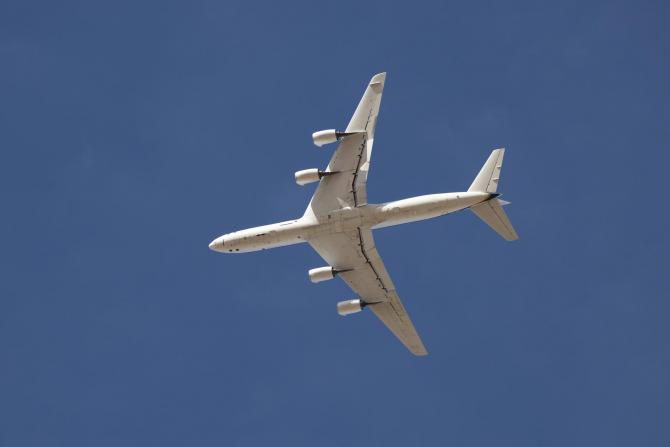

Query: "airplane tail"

xmin=467 ymin=148 xmax=519 ymax=241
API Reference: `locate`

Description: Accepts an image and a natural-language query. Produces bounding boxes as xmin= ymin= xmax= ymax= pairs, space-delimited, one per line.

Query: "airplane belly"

xmin=220 ymin=220 xmax=309 ymax=253
xmin=372 ymin=207 xmax=446 ymax=229
xmin=371 ymin=193 xmax=486 ymax=229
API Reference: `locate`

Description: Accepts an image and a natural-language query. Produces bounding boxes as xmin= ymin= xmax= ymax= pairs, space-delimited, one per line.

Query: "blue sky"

xmin=1 ymin=0 xmax=669 ymax=445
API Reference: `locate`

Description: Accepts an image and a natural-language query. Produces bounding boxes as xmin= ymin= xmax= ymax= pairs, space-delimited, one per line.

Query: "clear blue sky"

xmin=2 ymin=1 xmax=669 ymax=445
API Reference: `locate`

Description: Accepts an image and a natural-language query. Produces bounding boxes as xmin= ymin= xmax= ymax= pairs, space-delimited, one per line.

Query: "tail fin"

xmin=468 ymin=148 xmax=519 ymax=241
xmin=468 ymin=148 xmax=505 ymax=193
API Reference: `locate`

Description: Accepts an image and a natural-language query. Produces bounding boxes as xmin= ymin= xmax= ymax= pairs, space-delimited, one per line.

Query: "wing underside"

xmin=309 ymin=230 xmax=428 ymax=356
xmin=304 ymin=73 xmax=386 ymax=218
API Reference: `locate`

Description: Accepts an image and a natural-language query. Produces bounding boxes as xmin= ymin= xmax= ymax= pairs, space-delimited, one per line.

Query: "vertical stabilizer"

xmin=468 ymin=148 xmax=504 ymax=193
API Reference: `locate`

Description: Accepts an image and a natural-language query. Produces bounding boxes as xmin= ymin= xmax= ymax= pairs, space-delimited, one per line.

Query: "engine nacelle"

xmin=312 ymin=129 xmax=339 ymax=147
xmin=294 ymin=168 xmax=322 ymax=186
xmin=312 ymin=129 xmax=366 ymax=147
xmin=337 ymin=299 xmax=366 ymax=316
xmin=295 ymin=168 xmax=337 ymax=186
xmin=308 ymin=266 xmax=336 ymax=283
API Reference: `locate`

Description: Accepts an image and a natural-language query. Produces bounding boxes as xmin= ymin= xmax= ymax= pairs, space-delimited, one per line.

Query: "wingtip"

xmin=370 ymin=72 xmax=386 ymax=85
xmin=410 ymin=342 xmax=428 ymax=356
xmin=413 ymin=348 xmax=429 ymax=356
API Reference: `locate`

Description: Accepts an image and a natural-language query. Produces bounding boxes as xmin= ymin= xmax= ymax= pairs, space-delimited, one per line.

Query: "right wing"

xmin=309 ymin=229 xmax=428 ymax=356
xmin=304 ymin=73 xmax=386 ymax=218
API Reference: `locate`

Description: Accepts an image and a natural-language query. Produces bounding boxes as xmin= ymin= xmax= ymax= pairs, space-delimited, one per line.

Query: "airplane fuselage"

xmin=209 ymin=191 xmax=491 ymax=253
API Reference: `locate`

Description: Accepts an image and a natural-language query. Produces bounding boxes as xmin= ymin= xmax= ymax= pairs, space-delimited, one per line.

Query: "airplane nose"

xmin=208 ymin=236 xmax=225 ymax=252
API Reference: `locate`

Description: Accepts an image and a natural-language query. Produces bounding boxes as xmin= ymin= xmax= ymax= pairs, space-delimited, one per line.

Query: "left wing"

xmin=309 ymin=229 xmax=428 ymax=356
xmin=304 ymin=73 xmax=386 ymax=218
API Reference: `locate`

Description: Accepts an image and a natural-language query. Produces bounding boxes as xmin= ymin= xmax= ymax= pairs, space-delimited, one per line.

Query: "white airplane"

xmin=209 ymin=73 xmax=518 ymax=356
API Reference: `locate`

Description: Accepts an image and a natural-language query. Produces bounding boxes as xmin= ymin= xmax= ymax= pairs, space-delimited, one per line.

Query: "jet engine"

xmin=337 ymin=299 xmax=366 ymax=316
xmin=312 ymin=129 xmax=362 ymax=147
xmin=312 ymin=129 xmax=339 ymax=147
xmin=308 ymin=266 xmax=336 ymax=283
xmin=294 ymin=168 xmax=335 ymax=186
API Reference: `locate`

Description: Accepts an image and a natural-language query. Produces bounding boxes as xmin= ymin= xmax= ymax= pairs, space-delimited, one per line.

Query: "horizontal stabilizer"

xmin=470 ymin=198 xmax=519 ymax=241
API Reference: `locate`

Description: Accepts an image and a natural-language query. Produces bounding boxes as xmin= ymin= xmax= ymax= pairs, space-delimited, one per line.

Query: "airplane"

xmin=208 ymin=72 xmax=518 ymax=356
